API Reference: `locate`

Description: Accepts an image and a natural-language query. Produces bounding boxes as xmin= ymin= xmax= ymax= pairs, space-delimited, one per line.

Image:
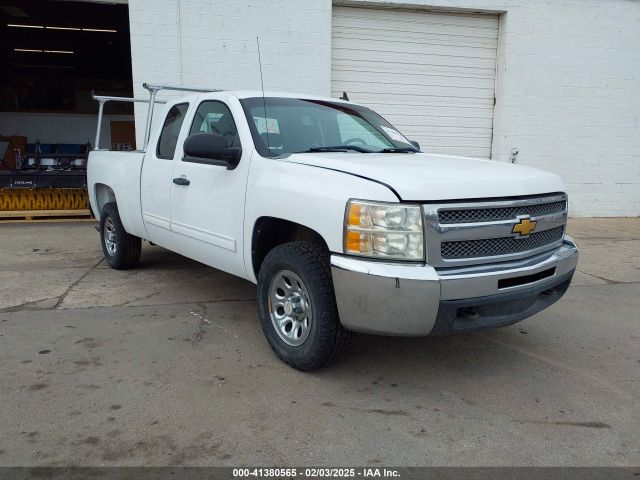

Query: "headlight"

xmin=344 ymin=200 xmax=424 ymax=261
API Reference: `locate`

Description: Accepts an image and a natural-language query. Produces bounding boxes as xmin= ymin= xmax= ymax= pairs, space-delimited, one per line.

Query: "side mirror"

xmin=183 ymin=133 xmax=241 ymax=170
xmin=409 ymin=140 xmax=420 ymax=151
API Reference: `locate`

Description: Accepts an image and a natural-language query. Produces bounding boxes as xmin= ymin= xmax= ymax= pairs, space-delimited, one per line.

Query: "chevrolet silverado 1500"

xmin=88 ymin=83 xmax=579 ymax=371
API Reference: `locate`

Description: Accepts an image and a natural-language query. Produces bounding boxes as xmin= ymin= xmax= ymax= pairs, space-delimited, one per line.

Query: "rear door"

xmin=140 ymin=100 xmax=190 ymax=250
xmin=169 ymin=94 xmax=251 ymax=278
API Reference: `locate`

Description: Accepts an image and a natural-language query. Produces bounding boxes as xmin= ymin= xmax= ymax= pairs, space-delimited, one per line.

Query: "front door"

xmin=170 ymin=97 xmax=250 ymax=278
xmin=140 ymin=101 xmax=189 ymax=251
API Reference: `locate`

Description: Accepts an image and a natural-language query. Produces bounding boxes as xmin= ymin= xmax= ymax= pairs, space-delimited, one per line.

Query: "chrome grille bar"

xmin=441 ymin=226 xmax=565 ymax=259
xmin=423 ymin=193 xmax=568 ymax=267
xmin=438 ymin=200 xmax=567 ymax=224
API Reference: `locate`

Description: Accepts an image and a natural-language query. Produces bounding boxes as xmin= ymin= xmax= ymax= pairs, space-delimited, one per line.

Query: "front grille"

xmin=441 ymin=226 xmax=565 ymax=259
xmin=438 ymin=200 xmax=566 ymax=224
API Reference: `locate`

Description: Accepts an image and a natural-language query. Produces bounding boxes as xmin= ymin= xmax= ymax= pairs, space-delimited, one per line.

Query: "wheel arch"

xmin=94 ymin=183 xmax=117 ymax=217
xmin=251 ymin=217 xmax=328 ymax=279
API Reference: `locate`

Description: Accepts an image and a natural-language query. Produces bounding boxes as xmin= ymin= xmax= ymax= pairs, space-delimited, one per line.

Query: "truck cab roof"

xmin=178 ymin=90 xmax=358 ymax=105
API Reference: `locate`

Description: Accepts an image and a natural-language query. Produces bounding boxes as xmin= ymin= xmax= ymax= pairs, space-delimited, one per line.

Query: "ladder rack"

xmin=92 ymin=83 xmax=224 ymax=151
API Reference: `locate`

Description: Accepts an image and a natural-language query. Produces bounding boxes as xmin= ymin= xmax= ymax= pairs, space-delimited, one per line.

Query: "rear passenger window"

xmin=156 ymin=103 xmax=189 ymax=160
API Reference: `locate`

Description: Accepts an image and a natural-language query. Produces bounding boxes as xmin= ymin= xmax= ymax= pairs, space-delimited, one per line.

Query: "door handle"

xmin=173 ymin=177 xmax=190 ymax=186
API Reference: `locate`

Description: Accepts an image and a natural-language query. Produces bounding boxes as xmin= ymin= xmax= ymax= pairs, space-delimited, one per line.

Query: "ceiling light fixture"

xmin=47 ymin=26 xmax=81 ymax=31
xmin=82 ymin=28 xmax=117 ymax=33
xmin=14 ymin=48 xmax=74 ymax=54
xmin=8 ymin=23 xmax=117 ymax=32
xmin=8 ymin=23 xmax=43 ymax=28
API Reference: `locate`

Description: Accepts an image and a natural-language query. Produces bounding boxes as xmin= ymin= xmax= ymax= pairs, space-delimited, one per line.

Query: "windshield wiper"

xmin=378 ymin=147 xmax=419 ymax=153
xmin=297 ymin=145 xmax=373 ymax=153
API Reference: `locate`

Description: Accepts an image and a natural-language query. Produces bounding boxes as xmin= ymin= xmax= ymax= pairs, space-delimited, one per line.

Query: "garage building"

xmin=1 ymin=0 xmax=639 ymax=217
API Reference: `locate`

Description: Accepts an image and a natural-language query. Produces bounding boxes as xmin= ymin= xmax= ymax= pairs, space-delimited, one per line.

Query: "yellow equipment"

xmin=0 ymin=188 xmax=88 ymax=211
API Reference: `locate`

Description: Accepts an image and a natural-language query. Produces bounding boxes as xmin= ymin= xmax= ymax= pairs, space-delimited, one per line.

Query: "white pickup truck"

xmin=88 ymin=84 xmax=578 ymax=371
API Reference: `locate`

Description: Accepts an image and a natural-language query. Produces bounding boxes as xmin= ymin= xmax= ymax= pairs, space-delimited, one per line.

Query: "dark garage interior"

xmin=0 ymin=0 xmax=133 ymax=216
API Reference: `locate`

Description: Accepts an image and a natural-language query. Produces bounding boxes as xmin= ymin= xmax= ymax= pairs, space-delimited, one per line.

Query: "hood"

xmin=282 ymin=152 xmax=566 ymax=201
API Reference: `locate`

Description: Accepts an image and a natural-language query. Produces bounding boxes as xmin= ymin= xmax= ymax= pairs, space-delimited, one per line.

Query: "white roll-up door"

xmin=331 ymin=6 xmax=499 ymax=158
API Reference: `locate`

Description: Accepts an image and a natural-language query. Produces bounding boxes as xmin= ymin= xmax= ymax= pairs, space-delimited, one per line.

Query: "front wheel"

xmin=100 ymin=202 xmax=141 ymax=270
xmin=257 ymin=241 xmax=351 ymax=371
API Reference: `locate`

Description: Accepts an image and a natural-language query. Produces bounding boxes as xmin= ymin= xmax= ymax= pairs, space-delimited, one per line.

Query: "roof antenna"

xmin=256 ymin=36 xmax=270 ymax=155
xmin=340 ymin=91 xmax=349 ymax=101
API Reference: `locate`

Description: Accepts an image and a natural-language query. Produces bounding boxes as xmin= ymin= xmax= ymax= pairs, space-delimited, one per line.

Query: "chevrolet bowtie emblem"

xmin=512 ymin=216 xmax=537 ymax=238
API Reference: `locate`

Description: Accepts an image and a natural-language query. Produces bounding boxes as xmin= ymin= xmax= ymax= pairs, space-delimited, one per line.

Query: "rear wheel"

xmin=257 ymin=241 xmax=351 ymax=371
xmin=100 ymin=202 xmax=141 ymax=270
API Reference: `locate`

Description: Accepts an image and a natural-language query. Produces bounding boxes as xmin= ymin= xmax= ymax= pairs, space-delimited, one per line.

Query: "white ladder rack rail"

xmin=92 ymin=82 xmax=224 ymax=152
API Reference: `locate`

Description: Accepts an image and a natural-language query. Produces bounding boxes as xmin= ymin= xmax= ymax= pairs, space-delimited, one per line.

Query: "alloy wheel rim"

xmin=103 ymin=217 xmax=117 ymax=256
xmin=268 ymin=269 xmax=313 ymax=346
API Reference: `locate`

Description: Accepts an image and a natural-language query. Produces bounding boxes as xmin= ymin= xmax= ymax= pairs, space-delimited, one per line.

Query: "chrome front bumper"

xmin=330 ymin=236 xmax=579 ymax=336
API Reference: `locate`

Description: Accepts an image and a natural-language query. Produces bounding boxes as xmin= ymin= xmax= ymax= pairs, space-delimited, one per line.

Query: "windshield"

xmin=240 ymin=97 xmax=418 ymax=157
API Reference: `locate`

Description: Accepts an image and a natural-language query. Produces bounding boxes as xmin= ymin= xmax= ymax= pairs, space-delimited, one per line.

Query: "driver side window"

xmin=189 ymin=101 xmax=240 ymax=148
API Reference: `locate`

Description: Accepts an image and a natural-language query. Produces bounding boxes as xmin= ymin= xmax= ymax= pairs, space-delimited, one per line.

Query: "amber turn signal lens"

xmin=346 ymin=231 xmax=364 ymax=252
xmin=348 ymin=203 xmax=361 ymax=227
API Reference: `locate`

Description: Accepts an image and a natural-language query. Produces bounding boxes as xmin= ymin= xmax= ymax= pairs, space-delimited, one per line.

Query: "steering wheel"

xmin=343 ymin=138 xmax=367 ymax=146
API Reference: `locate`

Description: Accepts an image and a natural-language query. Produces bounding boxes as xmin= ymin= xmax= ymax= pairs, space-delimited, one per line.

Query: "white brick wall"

xmin=128 ymin=0 xmax=640 ymax=216
xmin=128 ymin=0 xmax=332 ymax=146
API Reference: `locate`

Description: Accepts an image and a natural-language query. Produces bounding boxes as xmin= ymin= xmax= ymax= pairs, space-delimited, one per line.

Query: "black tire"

xmin=100 ymin=202 xmax=141 ymax=270
xmin=257 ymin=241 xmax=351 ymax=371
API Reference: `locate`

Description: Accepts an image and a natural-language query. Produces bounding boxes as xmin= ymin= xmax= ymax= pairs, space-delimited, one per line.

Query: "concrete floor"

xmin=0 ymin=218 xmax=638 ymax=466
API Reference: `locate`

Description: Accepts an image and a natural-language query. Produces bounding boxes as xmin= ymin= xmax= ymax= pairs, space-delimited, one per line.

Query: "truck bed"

xmin=87 ymin=150 xmax=147 ymax=239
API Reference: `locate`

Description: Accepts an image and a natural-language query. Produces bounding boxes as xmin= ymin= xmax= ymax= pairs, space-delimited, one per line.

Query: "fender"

xmin=242 ymin=154 xmax=399 ymax=283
